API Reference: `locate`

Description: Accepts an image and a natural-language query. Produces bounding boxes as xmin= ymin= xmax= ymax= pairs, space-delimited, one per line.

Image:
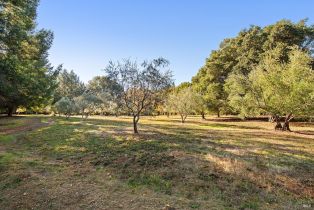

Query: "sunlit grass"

xmin=0 ymin=115 xmax=313 ymax=209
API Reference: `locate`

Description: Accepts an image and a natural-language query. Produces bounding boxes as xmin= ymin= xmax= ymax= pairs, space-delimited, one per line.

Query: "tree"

xmin=74 ymin=92 xmax=101 ymax=119
xmin=105 ymin=58 xmax=173 ymax=133
xmin=191 ymin=37 xmax=241 ymax=117
xmin=192 ymin=19 xmax=314 ymax=123
xmin=166 ymin=87 xmax=199 ymax=123
xmin=54 ymin=97 xmax=77 ymax=119
xmin=225 ymin=20 xmax=314 ymax=118
xmin=0 ymin=0 xmax=59 ymax=116
xmin=174 ymin=82 xmax=191 ymax=93
xmin=87 ymin=76 xmax=123 ymax=116
xmin=244 ymin=46 xmax=314 ymax=131
xmin=54 ymin=69 xmax=85 ymax=102
xmin=87 ymin=76 xmax=123 ymax=97
xmin=193 ymin=91 xmax=208 ymax=120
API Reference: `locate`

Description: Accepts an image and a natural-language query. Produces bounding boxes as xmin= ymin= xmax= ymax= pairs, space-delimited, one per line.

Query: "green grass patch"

xmin=0 ymin=115 xmax=313 ymax=209
xmin=0 ymin=135 xmax=16 ymax=143
xmin=128 ymin=174 xmax=172 ymax=194
xmin=0 ymin=176 xmax=23 ymax=190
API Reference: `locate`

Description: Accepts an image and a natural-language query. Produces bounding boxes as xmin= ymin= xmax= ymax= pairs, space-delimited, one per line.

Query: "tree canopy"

xmin=192 ymin=19 xmax=314 ymax=129
xmin=166 ymin=87 xmax=202 ymax=123
xmin=54 ymin=69 xmax=85 ymax=103
xmin=0 ymin=0 xmax=59 ymax=116
xmin=105 ymin=58 xmax=173 ymax=133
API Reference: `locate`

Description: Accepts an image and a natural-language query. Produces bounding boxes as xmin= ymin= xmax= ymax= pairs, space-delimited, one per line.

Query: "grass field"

xmin=0 ymin=115 xmax=313 ymax=210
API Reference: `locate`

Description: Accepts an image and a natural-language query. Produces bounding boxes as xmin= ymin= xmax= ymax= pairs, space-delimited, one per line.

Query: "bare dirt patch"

xmin=0 ymin=117 xmax=54 ymax=135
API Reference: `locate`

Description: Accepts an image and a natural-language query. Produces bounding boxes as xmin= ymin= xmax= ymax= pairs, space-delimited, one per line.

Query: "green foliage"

xmin=54 ymin=69 xmax=85 ymax=102
xmin=247 ymin=47 xmax=314 ymax=116
xmin=54 ymin=97 xmax=77 ymax=118
xmin=166 ymin=87 xmax=200 ymax=122
xmin=105 ymin=58 xmax=173 ymax=133
xmin=87 ymin=76 xmax=123 ymax=98
xmin=0 ymin=0 xmax=59 ymax=115
xmin=174 ymin=82 xmax=191 ymax=93
xmin=87 ymin=76 xmax=123 ymax=115
xmin=193 ymin=19 xmax=314 ymax=119
xmin=74 ymin=92 xmax=101 ymax=118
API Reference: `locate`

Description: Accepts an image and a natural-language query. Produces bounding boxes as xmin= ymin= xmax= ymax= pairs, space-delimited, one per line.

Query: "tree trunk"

xmin=133 ymin=115 xmax=140 ymax=134
xmin=217 ymin=110 xmax=220 ymax=118
xmin=201 ymin=112 xmax=206 ymax=120
xmin=282 ymin=113 xmax=293 ymax=132
xmin=7 ymin=105 xmax=16 ymax=117
xmin=180 ymin=114 xmax=187 ymax=123
xmin=273 ymin=115 xmax=283 ymax=130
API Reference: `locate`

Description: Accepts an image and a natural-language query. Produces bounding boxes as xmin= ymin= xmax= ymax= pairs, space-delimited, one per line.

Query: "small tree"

xmin=54 ymin=97 xmax=77 ymax=119
xmin=95 ymin=92 xmax=112 ymax=115
xmin=193 ymin=91 xmax=208 ymax=120
xmin=167 ymin=87 xmax=198 ymax=123
xmin=74 ymin=92 xmax=101 ymax=119
xmin=105 ymin=58 xmax=173 ymax=133
xmin=87 ymin=76 xmax=123 ymax=116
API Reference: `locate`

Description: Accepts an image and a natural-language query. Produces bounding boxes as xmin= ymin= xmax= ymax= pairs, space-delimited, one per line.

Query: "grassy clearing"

xmin=0 ymin=115 xmax=313 ymax=209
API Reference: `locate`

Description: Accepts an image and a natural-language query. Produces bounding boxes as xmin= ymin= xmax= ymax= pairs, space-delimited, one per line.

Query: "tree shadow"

xmin=294 ymin=130 xmax=314 ymax=136
xmin=7 ymin=116 xmax=314 ymax=209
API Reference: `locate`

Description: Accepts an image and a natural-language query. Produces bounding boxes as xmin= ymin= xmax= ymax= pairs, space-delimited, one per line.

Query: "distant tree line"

xmin=1 ymin=0 xmax=313 ymax=133
xmin=191 ymin=19 xmax=314 ymax=130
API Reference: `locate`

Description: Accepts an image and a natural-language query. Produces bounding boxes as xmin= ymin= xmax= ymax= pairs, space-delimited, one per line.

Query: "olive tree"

xmin=166 ymin=87 xmax=199 ymax=123
xmin=105 ymin=58 xmax=173 ymax=133
xmin=87 ymin=76 xmax=123 ymax=116
xmin=74 ymin=92 xmax=101 ymax=119
xmin=54 ymin=97 xmax=77 ymax=119
xmin=193 ymin=91 xmax=209 ymax=120
xmin=233 ymin=46 xmax=314 ymax=131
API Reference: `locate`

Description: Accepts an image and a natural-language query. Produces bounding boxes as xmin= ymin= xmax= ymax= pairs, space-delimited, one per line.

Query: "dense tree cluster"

xmin=192 ymin=20 xmax=314 ymax=130
xmin=52 ymin=58 xmax=173 ymax=134
xmin=1 ymin=0 xmax=313 ymax=133
xmin=0 ymin=0 xmax=60 ymax=116
xmin=53 ymin=69 xmax=123 ymax=119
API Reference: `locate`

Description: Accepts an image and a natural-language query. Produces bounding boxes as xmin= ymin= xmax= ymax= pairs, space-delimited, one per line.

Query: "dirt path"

xmin=0 ymin=118 xmax=54 ymax=135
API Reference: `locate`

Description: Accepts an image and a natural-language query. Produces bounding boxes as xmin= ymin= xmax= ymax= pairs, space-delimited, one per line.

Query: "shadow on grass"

xmin=294 ymin=130 xmax=314 ymax=136
xmin=2 ymin=116 xmax=313 ymax=209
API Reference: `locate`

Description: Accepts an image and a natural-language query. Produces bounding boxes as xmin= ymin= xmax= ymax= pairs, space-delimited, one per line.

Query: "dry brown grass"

xmin=0 ymin=115 xmax=313 ymax=209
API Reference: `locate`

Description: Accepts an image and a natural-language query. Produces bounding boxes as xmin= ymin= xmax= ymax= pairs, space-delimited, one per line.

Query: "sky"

xmin=37 ymin=0 xmax=314 ymax=84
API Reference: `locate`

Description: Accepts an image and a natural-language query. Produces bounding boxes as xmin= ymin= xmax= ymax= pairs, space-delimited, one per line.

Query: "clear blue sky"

xmin=37 ymin=0 xmax=314 ymax=84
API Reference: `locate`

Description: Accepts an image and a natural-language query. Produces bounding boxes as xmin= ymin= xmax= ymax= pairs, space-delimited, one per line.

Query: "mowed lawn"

xmin=0 ymin=115 xmax=313 ymax=210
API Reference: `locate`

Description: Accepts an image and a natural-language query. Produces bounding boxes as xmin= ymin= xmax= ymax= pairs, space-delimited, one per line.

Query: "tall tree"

xmin=0 ymin=0 xmax=59 ymax=116
xmin=244 ymin=46 xmax=314 ymax=131
xmin=193 ymin=19 xmax=314 ymax=120
xmin=225 ymin=20 xmax=314 ymax=117
xmin=191 ymin=35 xmax=244 ymax=117
xmin=105 ymin=58 xmax=173 ymax=133
xmin=54 ymin=69 xmax=85 ymax=103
